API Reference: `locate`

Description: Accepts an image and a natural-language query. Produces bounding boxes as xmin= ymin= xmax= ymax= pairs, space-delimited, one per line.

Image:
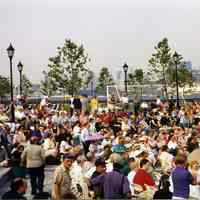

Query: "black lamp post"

xmin=7 ymin=43 xmax=15 ymax=122
xmin=17 ymin=62 xmax=23 ymax=95
xmin=173 ymin=52 xmax=180 ymax=110
xmin=123 ymin=63 xmax=128 ymax=95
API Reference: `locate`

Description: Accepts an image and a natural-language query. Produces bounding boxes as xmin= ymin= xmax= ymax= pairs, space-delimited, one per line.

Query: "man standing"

xmin=21 ymin=137 xmax=45 ymax=195
xmin=73 ymin=96 xmax=82 ymax=114
xmin=91 ymin=156 xmax=131 ymax=199
xmin=91 ymin=158 xmax=107 ymax=199
xmin=52 ymin=154 xmax=76 ymax=200
xmin=171 ymin=155 xmax=194 ymax=199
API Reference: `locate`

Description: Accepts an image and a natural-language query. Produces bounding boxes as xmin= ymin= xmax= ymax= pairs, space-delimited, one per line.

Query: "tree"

xmin=149 ymin=38 xmax=172 ymax=99
xmin=40 ymin=71 xmax=57 ymax=96
xmin=168 ymin=53 xmax=193 ymax=93
xmin=46 ymin=39 xmax=90 ymax=96
xmin=21 ymin=74 xmax=33 ymax=96
xmin=0 ymin=75 xmax=10 ymax=97
xmin=85 ymin=70 xmax=94 ymax=88
xmin=128 ymin=69 xmax=144 ymax=96
xmin=128 ymin=73 xmax=135 ymax=86
xmin=96 ymin=67 xmax=114 ymax=92
xmin=134 ymin=69 xmax=144 ymax=84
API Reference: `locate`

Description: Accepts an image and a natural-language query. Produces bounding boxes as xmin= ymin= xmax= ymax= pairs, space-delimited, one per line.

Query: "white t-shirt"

xmin=168 ymin=141 xmax=177 ymax=150
xmin=159 ymin=151 xmax=173 ymax=172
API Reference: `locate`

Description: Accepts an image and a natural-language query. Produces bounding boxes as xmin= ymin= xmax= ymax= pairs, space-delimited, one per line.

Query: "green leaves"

xmin=0 ymin=75 xmax=10 ymax=97
xmin=149 ymin=38 xmax=194 ymax=97
xmin=148 ymin=38 xmax=173 ymax=98
xmin=128 ymin=69 xmax=144 ymax=85
xmin=41 ymin=39 xmax=90 ymax=96
xmin=96 ymin=67 xmax=114 ymax=93
xmin=21 ymin=74 xmax=33 ymax=96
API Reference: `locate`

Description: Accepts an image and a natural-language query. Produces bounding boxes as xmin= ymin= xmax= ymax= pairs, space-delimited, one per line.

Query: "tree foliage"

xmin=0 ymin=75 xmax=10 ymax=97
xmin=44 ymin=39 xmax=90 ymax=96
xmin=149 ymin=38 xmax=171 ymax=98
xmin=149 ymin=39 xmax=194 ymax=97
xmin=21 ymin=74 xmax=33 ymax=96
xmin=40 ymin=71 xmax=57 ymax=96
xmin=96 ymin=67 xmax=114 ymax=92
xmin=85 ymin=70 xmax=94 ymax=88
xmin=128 ymin=69 xmax=144 ymax=85
xmin=168 ymin=53 xmax=193 ymax=88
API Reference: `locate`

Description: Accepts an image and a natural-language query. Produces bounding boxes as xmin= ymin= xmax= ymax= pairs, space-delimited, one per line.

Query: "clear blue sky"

xmin=0 ymin=0 xmax=200 ymax=84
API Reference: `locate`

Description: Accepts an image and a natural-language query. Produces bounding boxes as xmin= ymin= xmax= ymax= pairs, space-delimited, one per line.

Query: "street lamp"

xmin=173 ymin=51 xmax=180 ymax=110
xmin=17 ymin=62 xmax=23 ymax=95
xmin=123 ymin=63 xmax=128 ymax=95
xmin=7 ymin=43 xmax=15 ymax=122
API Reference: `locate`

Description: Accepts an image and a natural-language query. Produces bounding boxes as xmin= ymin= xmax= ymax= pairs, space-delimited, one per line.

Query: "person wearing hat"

xmin=91 ymin=158 xmax=106 ymax=179
xmin=52 ymin=154 xmax=76 ymax=200
xmin=111 ymin=136 xmax=131 ymax=176
xmin=90 ymin=158 xmax=106 ymax=199
xmin=91 ymin=154 xmax=131 ymax=199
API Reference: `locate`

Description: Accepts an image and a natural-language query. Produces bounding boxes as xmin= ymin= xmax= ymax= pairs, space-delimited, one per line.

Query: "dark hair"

xmin=140 ymin=159 xmax=149 ymax=168
xmin=175 ymin=154 xmax=187 ymax=165
xmin=158 ymin=174 xmax=170 ymax=191
xmin=10 ymin=178 xmax=24 ymax=191
xmin=113 ymin=162 xmax=123 ymax=170
xmin=128 ymin=157 xmax=135 ymax=164
xmin=162 ymin=145 xmax=168 ymax=152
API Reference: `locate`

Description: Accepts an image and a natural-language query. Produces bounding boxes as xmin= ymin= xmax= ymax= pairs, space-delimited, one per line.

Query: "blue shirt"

xmin=172 ymin=167 xmax=193 ymax=198
xmin=91 ymin=169 xmax=130 ymax=199
xmin=31 ymin=130 xmax=42 ymax=138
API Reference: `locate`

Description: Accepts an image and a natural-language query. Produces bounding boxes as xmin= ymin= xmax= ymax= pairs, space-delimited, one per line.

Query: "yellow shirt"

xmin=90 ymin=98 xmax=98 ymax=109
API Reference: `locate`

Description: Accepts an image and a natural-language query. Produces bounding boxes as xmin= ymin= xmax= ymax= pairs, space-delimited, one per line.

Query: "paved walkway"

xmin=0 ymin=165 xmax=57 ymax=199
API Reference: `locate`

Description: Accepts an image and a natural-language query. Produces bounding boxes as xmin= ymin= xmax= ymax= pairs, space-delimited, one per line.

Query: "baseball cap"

xmin=95 ymin=158 xmax=106 ymax=166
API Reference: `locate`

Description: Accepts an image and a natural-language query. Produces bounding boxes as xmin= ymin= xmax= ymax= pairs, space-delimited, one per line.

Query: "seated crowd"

xmin=0 ymin=95 xmax=200 ymax=199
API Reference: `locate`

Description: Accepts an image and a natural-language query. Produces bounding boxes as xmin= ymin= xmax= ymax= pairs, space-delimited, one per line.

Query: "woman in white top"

xmin=189 ymin=160 xmax=200 ymax=199
xmin=127 ymin=157 xmax=139 ymax=196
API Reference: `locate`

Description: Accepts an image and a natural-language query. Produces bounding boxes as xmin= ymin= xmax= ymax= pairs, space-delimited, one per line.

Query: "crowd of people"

xmin=0 ymin=94 xmax=200 ymax=199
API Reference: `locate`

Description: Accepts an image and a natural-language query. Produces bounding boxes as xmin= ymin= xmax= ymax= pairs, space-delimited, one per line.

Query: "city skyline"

xmin=0 ymin=0 xmax=200 ymax=84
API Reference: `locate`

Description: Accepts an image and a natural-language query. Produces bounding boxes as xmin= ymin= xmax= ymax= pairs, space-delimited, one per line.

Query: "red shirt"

xmin=133 ymin=169 xmax=155 ymax=190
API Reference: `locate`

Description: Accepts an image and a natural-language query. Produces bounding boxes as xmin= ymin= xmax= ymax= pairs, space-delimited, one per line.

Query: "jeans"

xmin=28 ymin=166 xmax=45 ymax=194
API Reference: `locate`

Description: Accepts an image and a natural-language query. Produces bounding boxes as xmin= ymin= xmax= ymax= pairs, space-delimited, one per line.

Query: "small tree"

xmin=46 ymin=39 xmax=90 ymax=96
xmin=134 ymin=69 xmax=144 ymax=84
xmin=168 ymin=52 xmax=193 ymax=95
xmin=85 ymin=70 xmax=94 ymax=88
xmin=21 ymin=74 xmax=33 ymax=96
xmin=128 ymin=69 xmax=144 ymax=97
xmin=0 ymin=75 xmax=10 ymax=97
xmin=96 ymin=67 xmax=114 ymax=93
xmin=40 ymin=71 xmax=57 ymax=96
xmin=149 ymin=38 xmax=172 ymax=99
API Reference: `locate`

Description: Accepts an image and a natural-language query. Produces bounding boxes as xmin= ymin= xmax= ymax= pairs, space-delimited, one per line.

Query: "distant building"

xmin=192 ymin=68 xmax=200 ymax=83
xmin=183 ymin=61 xmax=192 ymax=71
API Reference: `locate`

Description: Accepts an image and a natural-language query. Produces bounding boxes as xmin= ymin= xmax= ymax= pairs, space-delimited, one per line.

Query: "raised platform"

xmin=0 ymin=167 xmax=12 ymax=194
